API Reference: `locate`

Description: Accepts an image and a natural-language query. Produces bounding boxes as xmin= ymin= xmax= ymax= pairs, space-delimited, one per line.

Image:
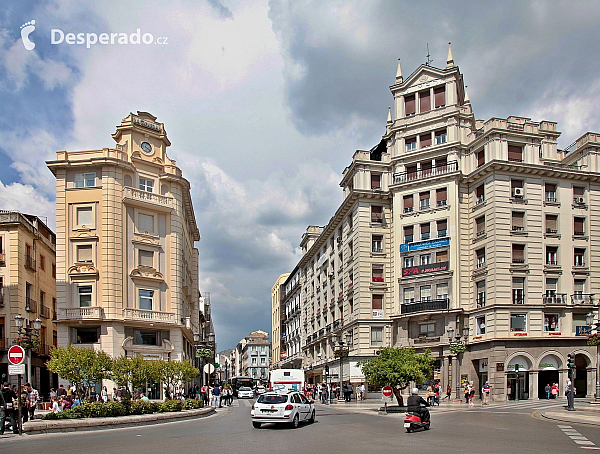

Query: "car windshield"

xmin=239 ymin=387 xmax=252 ymax=391
xmin=257 ymin=394 xmax=288 ymax=404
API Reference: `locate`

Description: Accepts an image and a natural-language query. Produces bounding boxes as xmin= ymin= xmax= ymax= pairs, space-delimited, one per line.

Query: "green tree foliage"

xmin=110 ymin=356 xmax=155 ymax=395
xmin=358 ymin=347 xmax=435 ymax=406
xmin=151 ymin=360 xmax=199 ymax=399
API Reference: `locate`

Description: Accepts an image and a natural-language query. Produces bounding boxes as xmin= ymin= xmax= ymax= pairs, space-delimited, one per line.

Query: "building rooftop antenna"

xmin=426 ymin=43 xmax=433 ymax=66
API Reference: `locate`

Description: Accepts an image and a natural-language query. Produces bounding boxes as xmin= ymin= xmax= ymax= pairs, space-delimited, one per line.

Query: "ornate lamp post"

xmin=447 ymin=326 xmax=469 ymax=401
xmin=585 ymin=310 xmax=600 ymax=403
xmin=332 ymin=332 xmax=352 ymax=401
xmin=15 ymin=314 xmax=42 ymax=385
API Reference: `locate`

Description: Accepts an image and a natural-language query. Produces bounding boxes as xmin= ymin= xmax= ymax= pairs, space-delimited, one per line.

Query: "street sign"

xmin=9 ymin=364 xmax=25 ymax=375
xmin=203 ymin=363 xmax=215 ymax=374
xmin=382 ymin=386 xmax=393 ymax=397
xmin=8 ymin=345 xmax=25 ymax=365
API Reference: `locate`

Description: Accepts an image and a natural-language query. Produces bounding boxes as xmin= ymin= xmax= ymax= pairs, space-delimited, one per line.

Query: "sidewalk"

xmin=539 ymin=401 xmax=600 ymax=427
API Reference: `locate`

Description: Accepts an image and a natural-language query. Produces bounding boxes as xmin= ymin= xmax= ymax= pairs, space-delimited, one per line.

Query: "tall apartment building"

xmin=271 ymin=273 xmax=289 ymax=368
xmin=279 ymin=45 xmax=598 ymax=400
xmin=234 ymin=330 xmax=270 ymax=380
xmin=47 ymin=112 xmax=201 ymax=395
xmin=0 ymin=211 xmax=57 ymax=394
xmin=278 ymin=268 xmax=303 ymax=370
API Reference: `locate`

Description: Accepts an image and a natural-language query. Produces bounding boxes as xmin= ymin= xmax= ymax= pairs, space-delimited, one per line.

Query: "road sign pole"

xmin=17 ymin=373 xmax=22 ymax=435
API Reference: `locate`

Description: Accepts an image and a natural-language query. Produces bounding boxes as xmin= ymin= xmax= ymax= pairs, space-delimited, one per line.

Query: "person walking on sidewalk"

xmin=544 ymin=383 xmax=551 ymax=400
xmin=26 ymin=383 xmax=40 ymax=421
xmin=212 ymin=384 xmax=221 ymax=408
xmin=565 ymin=379 xmax=573 ymax=408
xmin=445 ymin=384 xmax=451 ymax=400
xmin=481 ymin=381 xmax=491 ymax=405
xmin=551 ymin=383 xmax=559 ymax=399
xmin=1 ymin=382 xmax=18 ymax=435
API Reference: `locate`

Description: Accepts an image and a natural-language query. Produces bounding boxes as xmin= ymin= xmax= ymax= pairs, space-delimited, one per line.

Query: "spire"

xmin=387 ymin=107 xmax=392 ymax=124
xmin=395 ymin=58 xmax=403 ymax=82
xmin=464 ymin=85 xmax=470 ymax=104
xmin=446 ymin=42 xmax=454 ymax=68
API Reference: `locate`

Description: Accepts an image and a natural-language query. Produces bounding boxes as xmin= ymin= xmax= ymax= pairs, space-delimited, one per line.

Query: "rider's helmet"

xmin=411 ymin=387 xmax=419 ymax=395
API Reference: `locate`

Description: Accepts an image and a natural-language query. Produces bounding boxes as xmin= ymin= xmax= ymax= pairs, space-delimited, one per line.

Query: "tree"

xmin=152 ymin=360 xmax=199 ymax=399
xmin=111 ymin=356 xmax=155 ymax=396
xmin=358 ymin=347 xmax=435 ymax=407
xmin=46 ymin=345 xmax=112 ymax=398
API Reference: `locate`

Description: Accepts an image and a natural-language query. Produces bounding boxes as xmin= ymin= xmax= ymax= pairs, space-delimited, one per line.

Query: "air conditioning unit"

xmin=513 ymin=187 xmax=524 ymax=197
xmin=574 ymin=197 xmax=585 ymax=204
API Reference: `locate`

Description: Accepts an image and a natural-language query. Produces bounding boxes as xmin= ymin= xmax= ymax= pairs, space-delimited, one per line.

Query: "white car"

xmin=251 ymin=391 xmax=315 ymax=429
xmin=254 ymin=385 xmax=266 ymax=395
xmin=238 ymin=386 xmax=255 ymax=399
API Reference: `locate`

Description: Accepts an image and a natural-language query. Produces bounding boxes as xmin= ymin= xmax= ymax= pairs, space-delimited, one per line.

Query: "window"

xmin=512 ymin=277 xmax=525 ymax=304
xmin=573 ymin=186 xmax=585 ymax=204
xmin=347 ymin=214 xmax=353 ymax=230
xmin=419 ymin=90 xmax=431 ymax=113
xmin=406 ymin=165 xmax=417 ymax=179
xmin=372 ymin=294 xmax=383 ymax=311
xmin=512 ymin=244 xmax=525 ymax=263
xmin=545 ymin=214 xmax=558 ymax=234
xmin=420 ymin=133 xmax=432 ymax=148
xmin=436 ymin=187 xmax=447 ymax=206
xmin=508 ymin=145 xmax=523 ymax=162
xmin=405 ymin=94 xmax=415 ymax=116
xmin=476 ymin=281 xmax=485 ymax=307
xmin=406 ymin=137 xmax=417 ymax=151
xmin=403 ymin=195 xmax=414 ymax=213
xmin=139 ymin=250 xmax=154 ymax=268
xmin=404 ymin=256 xmax=414 ymax=268
xmin=138 ymin=213 xmax=154 ymax=234
xmin=420 ymin=254 xmax=431 ymax=265
xmin=511 ymin=179 xmax=523 ymax=196
xmin=545 ymin=183 xmax=557 ymax=202
xmin=436 ymin=283 xmax=448 ymax=300
xmin=419 ymin=323 xmax=435 ymax=338
xmin=574 ymin=217 xmax=585 ymax=236
xmin=574 ymin=279 xmax=586 ymax=299
xmin=546 ymin=246 xmax=558 ymax=265
xmin=434 ymin=86 xmax=445 ymax=108
xmin=76 ymin=206 xmax=93 ymax=227
xmin=139 ymin=177 xmax=154 ymax=192
xmin=419 ymin=191 xmax=430 ymax=210
xmin=74 ymin=172 xmax=96 ymax=188
xmin=371 ymin=174 xmax=381 ymax=189
xmin=475 ymin=216 xmax=485 ymax=237
xmin=371 ymin=206 xmax=383 ymax=223
xmin=476 ymin=248 xmax=485 ymax=268
xmin=139 ymin=289 xmax=154 ymax=310
xmin=435 ymin=130 xmax=447 ymax=145
xmin=363 ymin=261 xmax=382 ymax=283
xmin=404 ymin=287 xmax=415 ymax=304
xmin=574 ymin=248 xmax=586 ymax=267
xmin=475 ymin=184 xmax=484 ymax=204
xmin=477 ymin=150 xmax=485 ymax=167
xmin=40 ymin=290 xmax=45 ymax=308
xmin=76 ymin=327 xmax=99 ymax=344
xmin=349 ymin=240 xmax=353 ymax=257
xmin=76 ymin=244 xmax=92 ymax=263
xmin=476 ymin=316 xmax=486 ymax=335
xmin=420 ymin=285 xmax=431 ymax=302
xmin=512 ymin=212 xmax=525 ymax=231
xmin=372 ymin=235 xmax=383 ymax=253
xmin=40 ymin=255 xmax=45 ymax=271
xmin=404 ymin=226 xmax=414 ymax=243
xmin=78 ymin=285 xmax=92 ymax=307
xmin=371 ymin=327 xmax=383 ymax=345
xmin=510 ymin=313 xmax=527 ymax=332
xmin=348 ymin=272 xmax=353 ymax=287
xmin=545 ymin=278 xmax=558 ymax=302
xmin=436 ymin=250 xmax=448 ymax=262
xmin=544 ymin=313 xmax=559 ymax=332
xmin=437 ymin=220 xmax=447 ymax=238
xmin=134 ymin=330 xmax=158 ymax=346
xmin=52 ymin=262 xmax=56 ymax=278
xmin=420 ymin=222 xmax=430 ymax=240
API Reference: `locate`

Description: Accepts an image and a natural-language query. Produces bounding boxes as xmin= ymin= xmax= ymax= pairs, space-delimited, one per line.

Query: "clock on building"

xmin=140 ymin=141 xmax=152 ymax=153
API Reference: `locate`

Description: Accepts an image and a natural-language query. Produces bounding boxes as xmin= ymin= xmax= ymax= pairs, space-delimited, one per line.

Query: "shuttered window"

xmin=420 ymin=133 xmax=432 ymax=148
xmin=436 ymin=250 xmax=448 ymax=262
xmin=477 ymin=150 xmax=485 ymax=167
xmin=546 ymin=214 xmax=558 ymax=233
xmin=371 ymin=206 xmax=383 ymax=223
xmin=437 ymin=220 xmax=447 ymax=237
xmin=434 ymin=86 xmax=445 ymax=108
xmin=512 ymin=244 xmax=525 ymax=263
xmin=436 ymin=187 xmax=447 ymax=205
xmin=139 ymin=250 xmax=154 ymax=268
xmin=405 ymin=94 xmax=416 ymax=116
xmin=508 ymin=145 xmax=523 ymax=162
xmin=371 ymin=174 xmax=381 ymax=189
xmin=574 ymin=217 xmax=585 ymax=235
xmin=476 ymin=216 xmax=485 ymax=236
xmin=77 ymin=245 xmax=92 ymax=263
xmin=403 ymin=195 xmax=414 ymax=211
xmin=421 ymin=222 xmax=430 ymax=240
xmin=419 ymin=91 xmax=431 ymax=113
xmin=512 ymin=212 xmax=524 ymax=230
xmin=476 ymin=184 xmax=484 ymax=198
xmin=372 ymin=294 xmax=383 ymax=310
xmin=372 ymin=265 xmax=384 ymax=283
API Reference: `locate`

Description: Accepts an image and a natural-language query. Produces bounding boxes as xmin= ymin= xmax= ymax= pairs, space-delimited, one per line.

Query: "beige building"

xmin=277 ymin=45 xmax=598 ymax=400
xmin=0 ymin=211 xmax=57 ymax=394
xmin=47 ymin=112 xmax=201 ymax=396
xmin=271 ymin=273 xmax=289 ymax=368
xmin=234 ymin=330 xmax=270 ymax=380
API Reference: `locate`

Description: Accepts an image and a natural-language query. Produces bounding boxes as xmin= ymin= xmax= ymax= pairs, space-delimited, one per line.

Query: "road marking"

xmin=555 ymin=424 xmax=597 ymax=449
xmin=558 ymin=425 xmax=572 ymax=428
xmin=581 ymin=447 xmax=600 ymax=450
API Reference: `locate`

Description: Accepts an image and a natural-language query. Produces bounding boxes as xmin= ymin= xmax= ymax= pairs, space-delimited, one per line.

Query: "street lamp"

xmin=586 ymin=310 xmax=600 ymax=403
xmin=447 ymin=325 xmax=469 ymax=401
xmin=14 ymin=314 xmax=42 ymax=384
xmin=332 ymin=332 xmax=352 ymax=402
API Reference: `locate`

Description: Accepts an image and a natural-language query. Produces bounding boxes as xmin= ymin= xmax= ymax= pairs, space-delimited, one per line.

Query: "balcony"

xmin=571 ymin=294 xmax=594 ymax=305
xmin=40 ymin=305 xmax=51 ymax=319
xmin=401 ymin=298 xmax=449 ymax=314
xmin=25 ymin=255 xmax=36 ymax=271
xmin=543 ymin=294 xmax=567 ymax=305
xmin=59 ymin=306 xmax=104 ymax=320
xmin=123 ymin=187 xmax=175 ymax=210
xmin=123 ymin=308 xmax=176 ymax=323
xmin=393 ymin=161 xmax=458 ymax=184
xmin=25 ymin=297 xmax=37 ymax=313
xmin=476 ymin=296 xmax=486 ymax=308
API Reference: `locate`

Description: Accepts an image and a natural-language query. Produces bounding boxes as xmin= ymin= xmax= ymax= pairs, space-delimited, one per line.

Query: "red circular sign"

xmin=382 ymin=386 xmax=393 ymax=397
xmin=8 ymin=345 xmax=25 ymax=365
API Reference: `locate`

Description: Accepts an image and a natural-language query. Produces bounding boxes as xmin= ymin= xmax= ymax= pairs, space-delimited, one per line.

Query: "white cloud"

xmin=0 ymin=181 xmax=56 ymax=230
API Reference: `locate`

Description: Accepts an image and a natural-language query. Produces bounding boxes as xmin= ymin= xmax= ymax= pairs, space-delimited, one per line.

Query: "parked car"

xmin=238 ymin=387 xmax=255 ymax=399
xmin=251 ymin=391 xmax=315 ymax=429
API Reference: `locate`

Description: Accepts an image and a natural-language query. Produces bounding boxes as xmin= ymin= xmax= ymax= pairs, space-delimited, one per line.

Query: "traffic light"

xmin=325 ymin=365 xmax=329 ymax=374
xmin=567 ymin=354 xmax=574 ymax=369
xmin=515 ymin=363 xmax=519 ymax=379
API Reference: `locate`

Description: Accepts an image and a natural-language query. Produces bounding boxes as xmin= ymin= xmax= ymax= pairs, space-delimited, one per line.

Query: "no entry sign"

xmin=382 ymin=386 xmax=393 ymax=397
xmin=8 ymin=345 xmax=26 ymax=365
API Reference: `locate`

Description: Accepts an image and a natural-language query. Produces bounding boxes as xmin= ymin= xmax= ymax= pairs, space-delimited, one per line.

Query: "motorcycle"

xmin=404 ymin=411 xmax=430 ymax=433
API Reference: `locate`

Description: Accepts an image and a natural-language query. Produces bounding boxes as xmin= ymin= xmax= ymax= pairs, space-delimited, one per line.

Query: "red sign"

xmin=382 ymin=386 xmax=393 ymax=397
xmin=8 ymin=345 xmax=26 ymax=365
xmin=402 ymin=261 xmax=449 ymax=277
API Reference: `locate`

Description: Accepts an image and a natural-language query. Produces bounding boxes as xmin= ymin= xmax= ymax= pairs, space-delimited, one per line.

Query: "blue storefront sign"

xmin=400 ymin=237 xmax=450 ymax=253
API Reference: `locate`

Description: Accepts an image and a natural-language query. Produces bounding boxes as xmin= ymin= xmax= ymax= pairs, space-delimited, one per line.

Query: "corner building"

xmin=47 ymin=112 xmax=200 ymax=395
xmin=290 ymin=46 xmax=598 ymax=400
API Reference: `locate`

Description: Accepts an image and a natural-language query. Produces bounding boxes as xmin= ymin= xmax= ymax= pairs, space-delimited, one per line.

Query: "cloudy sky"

xmin=2 ymin=0 xmax=600 ymax=350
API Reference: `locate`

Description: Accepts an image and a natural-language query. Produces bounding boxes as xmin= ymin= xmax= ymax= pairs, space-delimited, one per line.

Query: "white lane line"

xmin=575 ymin=441 xmax=596 ymax=446
xmin=570 ymin=436 xmax=590 ymax=440
xmin=558 ymin=425 xmax=572 ymax=428
xmin=581 ymin=447 xmax=600 ymax=450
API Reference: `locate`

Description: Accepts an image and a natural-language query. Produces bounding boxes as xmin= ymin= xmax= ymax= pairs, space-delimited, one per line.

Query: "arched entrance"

xmin=538 ymin=355 xmax=560 ymax=399
xmin=574 ymin=354 xmax=590 ymax=398
xmin=507 ymin=355 xmax=532 ymax=400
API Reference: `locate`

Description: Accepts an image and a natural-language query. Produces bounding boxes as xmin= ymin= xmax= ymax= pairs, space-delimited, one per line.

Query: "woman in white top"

xmin=51 ymin=396 xmax=62 ymax=413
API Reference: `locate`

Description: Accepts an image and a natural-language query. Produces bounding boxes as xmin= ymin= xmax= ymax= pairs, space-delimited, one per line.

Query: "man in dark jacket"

xmin=0 ymin=382 xmax=19 ymax=434
xmin=407 ymin=387 xmax=430 ymax=423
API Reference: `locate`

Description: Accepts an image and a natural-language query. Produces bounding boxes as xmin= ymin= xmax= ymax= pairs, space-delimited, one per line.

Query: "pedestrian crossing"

xmin=558 ymin=424 xmax=597 ymax=448
xmin=218 ymin=398 xmax=252 ymax=408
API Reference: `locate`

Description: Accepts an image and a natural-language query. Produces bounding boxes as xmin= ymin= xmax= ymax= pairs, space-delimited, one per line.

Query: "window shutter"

xmin=573 ymin=186 xmax=584 ymax=196
xmin=403 ymin=195 xmax=413 ymax=208
xmin=420 ymin=191 xmax=430 ymax=201
xmin=436 ymin=187 xmax=447 ymax=202
xmin=546 ymin=215 xmax=557 ymax=231
xmin=512 ymin=212 xmax=524 ymax=228
xmin=574 ymin=217 xmax=584 ymax=234
xmin=419 ymin=91 xmax=431 ymax=113
xmin=371 ymin=174 xmax=381 ymax=189
xmin=434 ymin=86 xmax=445 ymax=108
xmin=404 ymin=226 xmax=413 ymax=236
xmin=476 ymin=216 xmax=485 ymax=235
xmin=511 ymin=179 xmax=523 ymax=190
xmin=405 ymin=95 xmax=415 ymax=115
xmin=545 ymin=183 xmax=556 ymax=193
xmin=372 ymin=294 xmax=383 ymax=310
xmin=420 ymin=133 xmax=432 ymax=148
xmin=421 ymin=223 xmax=430 ymax=234
xmin=477 ymin=150 xmax=485 ymax=167
xmin=512 ymin=244 xmax=525 ymax=261
xmin=508 ymin=145 xmax=523 ymax=162
xmin=437 ymin=220 xmax=447 ymax=231
xmin=77 ymin=245 xmax=92 ymax=263
xmin=436 ymin=250 xmax=448 ymax=262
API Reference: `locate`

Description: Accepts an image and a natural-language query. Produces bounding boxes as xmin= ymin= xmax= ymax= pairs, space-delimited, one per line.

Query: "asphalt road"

xmin=1 ymin=399 xmax=599 ymax=454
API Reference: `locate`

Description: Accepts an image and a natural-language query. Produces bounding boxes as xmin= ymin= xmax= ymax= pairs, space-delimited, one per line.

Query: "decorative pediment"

xmin=130 ymin=267 xmax=164 ymax=282
xmin=132 ymin=235 xmax=160 ymax=246
xmin=152 ymin=156 xmax=164 ymax=164
xmin=68 ymin=263 xmax=99 ymax=276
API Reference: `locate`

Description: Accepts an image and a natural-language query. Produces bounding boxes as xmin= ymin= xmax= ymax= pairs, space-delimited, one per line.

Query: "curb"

xmin=538 ymin=410 xmax=600 ymax=428
xmin=22 ymin=407 xmax=216 ymax=434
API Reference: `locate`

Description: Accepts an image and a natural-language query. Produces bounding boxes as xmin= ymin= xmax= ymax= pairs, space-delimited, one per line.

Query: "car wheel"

xmin=291 ymin=413 xmax=299 ymax=429
xmin=252 ymin=422 xmax=261 ymax=429
xmin=424 ymin=424 xmax=430 ymax=430
xmin=406 ymin=428 xmax=411 ymax=433
xmin=308 ymin=410 xmax=315 ymax=424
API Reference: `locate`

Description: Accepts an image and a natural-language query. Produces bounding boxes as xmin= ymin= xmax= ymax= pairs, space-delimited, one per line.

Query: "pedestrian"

xmin=51 ymin=396 xmax=62 ymax=414
xmin=20 ymin=385 xmax=29 ymax=424
xmin=468 ymin=381 xmax=475 ymax=406
xmin=101 ymin=386 xmax=108 ymax=403
xmin=551 ymin=383 xmax=559 ymax=399
xmin=481 ymin=381 xmax=491 ymax=405
xmin=426 ymin=385 xmax=434 ymax=406
xmin=26 ymin=383 xmax=40 ymax=421
xmin=1 ymin=382 xmax=19 ymax=434
xmin=358 ymin=383 xmax=365 ymax=401
xmin=345 ymin=382 xmax=353 ymax=402
xmin=212 ymin=384 xmax=221 ymax=408
xmin=445 ymin=384 xmax=451 ymax=400
xmin=434 ymin=383 xmax=440 ymax=406
xmin=321 ymin=383 xmax=327 ymax=404
xmin=565 ymin=378 xmax=573 ymax=408
xmin=544 ymin=383 xmax=551 ymax=400
xmin=49 ymin=388 xmax=57 ymax=400
xmin=464 ymin=383 xmax=469 ymax=404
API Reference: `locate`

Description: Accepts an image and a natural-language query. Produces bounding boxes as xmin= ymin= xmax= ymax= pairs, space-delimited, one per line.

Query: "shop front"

xmin=507 ymin=355 xmax=531 ymax=400
xmin=537 ymin=355 xmax=560 ymax=399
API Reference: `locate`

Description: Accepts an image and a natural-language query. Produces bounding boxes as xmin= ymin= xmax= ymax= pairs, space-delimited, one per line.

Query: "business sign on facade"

xmin=399 ymin=237 xmax=450 ymax=253
xmin=280 ymin=352 xmax=288 ymax=359
xmin=402 ymin=261 xmax=449 ymax=277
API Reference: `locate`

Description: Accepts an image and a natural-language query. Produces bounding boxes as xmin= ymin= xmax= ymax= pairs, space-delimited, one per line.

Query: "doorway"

xmin=538 ymin=370 xmax=559 ymax=399
xmin=507 ymin=373 xmax=529 ymax=400
xmin=574 ymin=354 xmax=589 ymax=398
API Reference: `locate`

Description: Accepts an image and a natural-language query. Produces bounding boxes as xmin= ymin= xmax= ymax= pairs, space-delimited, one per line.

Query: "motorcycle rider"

xmin=407 ymin=387 xmax=430 ymax=424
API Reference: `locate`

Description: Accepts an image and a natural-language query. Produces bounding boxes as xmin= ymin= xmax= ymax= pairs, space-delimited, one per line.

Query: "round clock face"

xmin=141 ymin=141 xmax=152 ymax=153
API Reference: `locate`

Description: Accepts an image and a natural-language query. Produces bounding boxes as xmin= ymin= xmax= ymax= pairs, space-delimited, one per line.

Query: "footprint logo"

xmin=20 ymin=20 xmax=36 ymax=51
